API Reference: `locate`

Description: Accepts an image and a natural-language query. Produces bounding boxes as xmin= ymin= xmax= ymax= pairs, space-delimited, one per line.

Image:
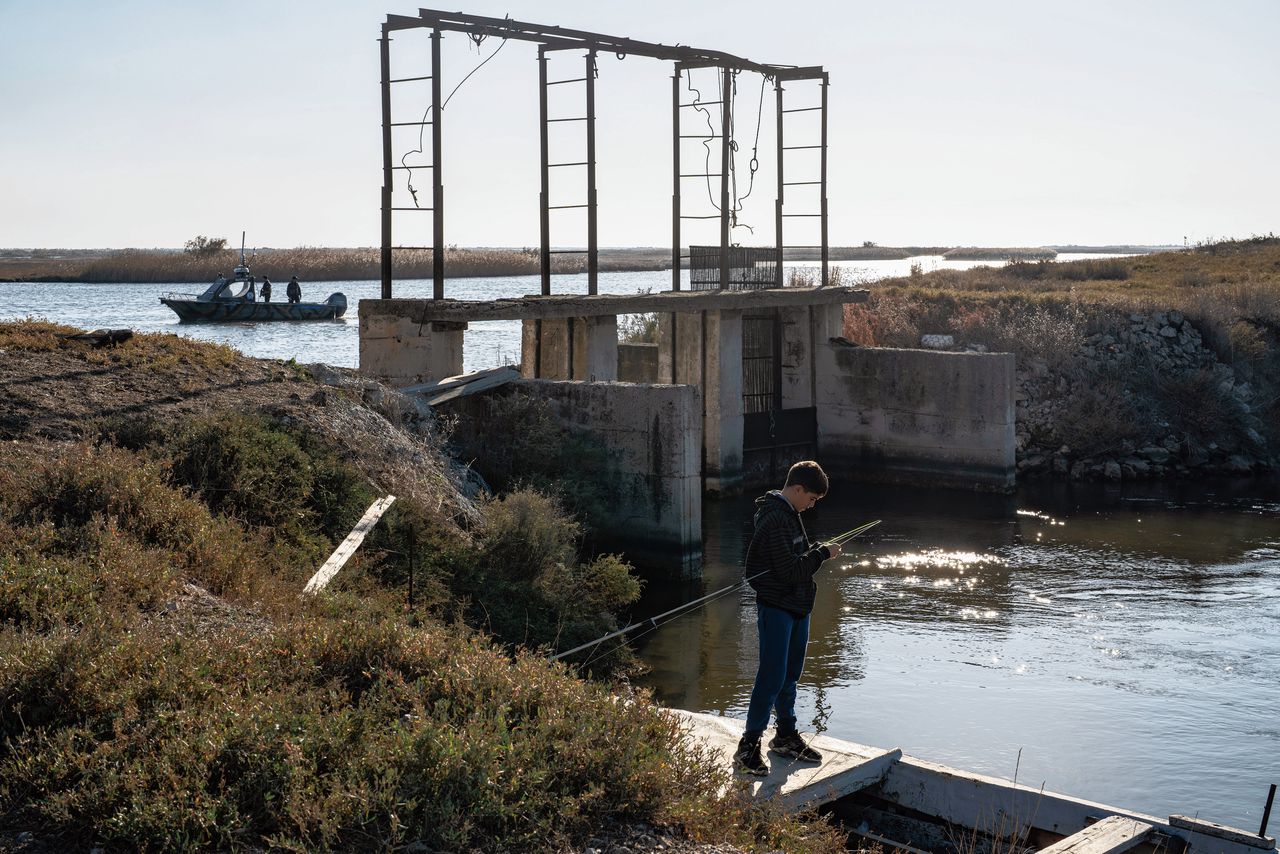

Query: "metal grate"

xmin=688 ymin=245 xmax=778 ymax=291
xmin=742 ymin=313 xmax=781 ymax=414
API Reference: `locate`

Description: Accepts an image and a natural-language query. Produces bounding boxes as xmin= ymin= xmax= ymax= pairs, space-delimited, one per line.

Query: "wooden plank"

xmin=670 ymin=710 xmax=902 ymax=808
xmin=302 ymin=495 xmax=396 ymax=594
xmin=1037 ymin=816 xmax=1154 ymax=854
xmin=401 ymin=365 xmax=518 ymax=396
xmin=426 ymin=369 xmax=518 ymax=406
xmin=1169 ymin=815 xmax=1275 ymax=850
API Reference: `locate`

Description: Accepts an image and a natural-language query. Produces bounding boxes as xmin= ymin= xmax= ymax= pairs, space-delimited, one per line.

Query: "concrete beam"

xmin=360 ymin=285 xmax=869 ymax=324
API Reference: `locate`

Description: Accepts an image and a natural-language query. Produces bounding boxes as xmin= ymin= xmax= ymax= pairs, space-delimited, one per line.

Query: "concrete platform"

xmin=671 ymin=709 xmax=903 ymax=809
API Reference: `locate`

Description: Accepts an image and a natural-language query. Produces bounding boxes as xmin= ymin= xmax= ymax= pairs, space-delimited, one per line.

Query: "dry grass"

xmin=1 ymin=246 xmax=668 ymax=283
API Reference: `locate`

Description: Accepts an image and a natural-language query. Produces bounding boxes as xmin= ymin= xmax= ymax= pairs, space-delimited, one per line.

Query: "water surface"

xmin=633 ymin=480 xmax=1280 ymax=829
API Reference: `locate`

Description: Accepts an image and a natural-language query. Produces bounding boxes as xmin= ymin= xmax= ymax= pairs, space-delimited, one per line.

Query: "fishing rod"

xmin=551 ymin=519 xmax=881 ymax=663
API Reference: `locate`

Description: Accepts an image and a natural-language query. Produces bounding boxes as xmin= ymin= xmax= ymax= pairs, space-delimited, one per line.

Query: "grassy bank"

xmin=843 ymin=236 xmax=1280 ymax=478
xmin=0 ymin=322 xmax=846 ymax=853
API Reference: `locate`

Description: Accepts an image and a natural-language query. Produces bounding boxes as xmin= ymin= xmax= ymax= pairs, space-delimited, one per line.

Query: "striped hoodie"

xmin=744 ymin=490 xmax=832 ymax=617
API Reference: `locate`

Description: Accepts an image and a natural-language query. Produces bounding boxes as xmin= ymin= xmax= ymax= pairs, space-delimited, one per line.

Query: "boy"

xmin=734 ymin=460 xmax=841 ymax=776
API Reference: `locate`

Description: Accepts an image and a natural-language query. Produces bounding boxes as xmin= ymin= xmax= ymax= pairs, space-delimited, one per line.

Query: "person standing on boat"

xmin=733 ymin=460 xmax=841 ymax=777
xmin=260 ymin=277 xmax=272 ymax=302
xmin=287 ymin=276 xmax=302 ymax=304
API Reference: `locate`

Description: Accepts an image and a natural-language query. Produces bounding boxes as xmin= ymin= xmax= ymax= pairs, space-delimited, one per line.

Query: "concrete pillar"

xmin=657 ymin=313 xmax=676 ymax=383
xmin=574 ymin=315 xmax=618 ymax=381
xmin=533 ymin=318 xmax=573 ymax=379
xmin=704 ymin=308 xmax=743 ymax=494
xmin=521 ymin=316 xmax=619 ymax=381
xmin=358 ymin=311 xmax=465 ymax=387
xmin=780 ymin=305 xmax=814 ymax=409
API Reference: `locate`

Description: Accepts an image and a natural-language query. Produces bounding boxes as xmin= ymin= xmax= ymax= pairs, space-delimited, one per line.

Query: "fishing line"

xmin=555 ymin=519 xmax=882 ymax=667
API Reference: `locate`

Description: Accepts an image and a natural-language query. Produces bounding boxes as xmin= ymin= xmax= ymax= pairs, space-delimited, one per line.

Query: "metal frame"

xmin=380 ymin=8 xmax=828 ymax=298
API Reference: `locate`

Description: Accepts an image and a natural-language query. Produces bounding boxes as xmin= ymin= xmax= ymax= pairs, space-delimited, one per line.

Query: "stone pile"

xmin=1010 ymin=312 xmax=1272 ymax=481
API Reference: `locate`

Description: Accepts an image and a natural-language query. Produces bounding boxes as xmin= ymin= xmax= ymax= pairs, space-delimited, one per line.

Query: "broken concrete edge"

xmin=358 ymin=285 xmax=870 ymax=323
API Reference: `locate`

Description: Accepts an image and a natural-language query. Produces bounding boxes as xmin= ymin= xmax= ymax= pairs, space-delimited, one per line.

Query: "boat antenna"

xmin=551 ymin=519 xmax=882 ymax=665
xmin=239 ymin=231 xmax=247 ymax=267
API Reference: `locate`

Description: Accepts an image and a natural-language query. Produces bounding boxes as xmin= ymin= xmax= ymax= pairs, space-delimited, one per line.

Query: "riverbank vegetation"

xmin=0 ymin=322 xmax=846 ymax=852
xmin=843 ymin=236 xmax=1280 ymax=479
xmin=1 ymin=243 xmax=1171 ymax=283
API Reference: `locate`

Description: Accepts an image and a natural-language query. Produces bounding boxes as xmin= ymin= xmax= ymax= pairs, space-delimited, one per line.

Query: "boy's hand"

xmin=824 ymin=542 xmax=842 ymax=559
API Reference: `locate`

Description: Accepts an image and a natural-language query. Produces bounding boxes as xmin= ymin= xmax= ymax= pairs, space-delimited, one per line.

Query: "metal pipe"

xmin=538 ymin=47 xmax=551 ymax=296
xmin=1261 ymin=783 xmax=1276 ymax=838
xmin=379 ymin=27 xmax=393 ymax=299
xmin=672 ymin=68 xmax=681 ymax=291
xmin=719 ymin=66 xmax=732 ymax=291
xmin=774 ymin=75 xmax=784 ymax=288
xmin=431 ymin=28 xmax=444 ymax=299
xmin=820 ymin=72 xmax=829 ymax=287
xmin=586 ymin=50 xmax=598 ymax=295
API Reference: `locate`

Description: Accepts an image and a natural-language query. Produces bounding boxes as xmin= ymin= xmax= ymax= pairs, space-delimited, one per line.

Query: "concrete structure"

xmin=359 ymin=288 xmax=1019 ymax=499
xmin=442 ymin=379 xmax=702 ymax=576
xmin=816 ymin=343 xmax=1017 ymax=491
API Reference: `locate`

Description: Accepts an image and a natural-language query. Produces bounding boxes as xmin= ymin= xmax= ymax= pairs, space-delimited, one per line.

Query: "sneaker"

xmin=769 ymin=731 xmax=823 ymax=763
xmin=734 ymin=736 xmax=769 ymax=777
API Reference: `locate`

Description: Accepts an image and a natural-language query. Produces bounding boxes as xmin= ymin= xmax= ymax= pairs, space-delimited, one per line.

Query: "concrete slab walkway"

xmin=670 ymin=709 xmax=902 ymax=810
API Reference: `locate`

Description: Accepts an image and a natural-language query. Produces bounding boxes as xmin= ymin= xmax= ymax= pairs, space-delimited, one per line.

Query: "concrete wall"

xmin=816 ymin=344 xmax=1016 ymax=491
xmin=359 ymin=305 xmax=465 ymax=387
xmin=618 ymin=342 xmax=659 ymax=383
xmin=453 ymin=379 xmax=703 ymax=577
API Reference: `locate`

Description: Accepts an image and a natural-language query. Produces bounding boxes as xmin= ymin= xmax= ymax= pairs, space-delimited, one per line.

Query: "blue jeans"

xmin=744 ymin=604 xmax=810 ymax=739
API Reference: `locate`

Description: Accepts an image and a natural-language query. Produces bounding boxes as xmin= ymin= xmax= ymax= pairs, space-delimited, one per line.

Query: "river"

xmin=633 ymin=480 xmax=1279 ymax=830
xmin=4 ymin=254 xmax=1276 ymax=829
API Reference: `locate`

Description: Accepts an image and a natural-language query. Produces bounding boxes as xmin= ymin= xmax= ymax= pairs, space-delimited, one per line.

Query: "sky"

xmin=2 ymin=0 xmax=1277 ymax=250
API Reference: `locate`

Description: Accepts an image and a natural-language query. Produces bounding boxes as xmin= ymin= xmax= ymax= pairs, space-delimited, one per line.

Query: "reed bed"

xmin=3 ymin=246 xmax=667 ymax=284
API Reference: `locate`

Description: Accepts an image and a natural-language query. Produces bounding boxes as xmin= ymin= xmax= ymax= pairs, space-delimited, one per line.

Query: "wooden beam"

xmin=303 ymin=495 xmax=397 ymax=594
xmin=1038 ymin=816 xmax=1154 ymax=854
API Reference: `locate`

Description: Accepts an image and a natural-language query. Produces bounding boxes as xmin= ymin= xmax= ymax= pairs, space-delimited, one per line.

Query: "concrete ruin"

xmin=360 ymin=287 xmax=1017 ymax=574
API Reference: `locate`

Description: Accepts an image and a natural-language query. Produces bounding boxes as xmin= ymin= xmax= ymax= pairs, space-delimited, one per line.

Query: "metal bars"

xmin=379 ymin=9 xmax=829 ymax=300
xmin=773 ymin=73 xmax=830 ymax=287
xmin=379 ymin=24 xmax=444 ymax=299
xmin=538 ymin=48 xmax=598 ymax=296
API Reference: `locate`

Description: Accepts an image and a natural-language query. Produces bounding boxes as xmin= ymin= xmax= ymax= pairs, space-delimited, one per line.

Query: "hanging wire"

xmin=684 ymin=71 xmax=722 ymax=212
xmin=402 ymin=31 xmax=510 ymax=209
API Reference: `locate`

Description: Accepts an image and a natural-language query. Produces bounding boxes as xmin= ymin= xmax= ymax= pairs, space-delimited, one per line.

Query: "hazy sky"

xmin=2 ymin=0 xmax=1276 ymax=249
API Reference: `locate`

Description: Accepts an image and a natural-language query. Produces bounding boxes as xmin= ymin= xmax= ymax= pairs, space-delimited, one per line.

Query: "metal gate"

xmin=742 ymin=312 xmax=816 ymax=481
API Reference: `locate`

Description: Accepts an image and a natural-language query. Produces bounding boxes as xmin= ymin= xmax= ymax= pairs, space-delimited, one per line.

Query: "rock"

xmin=16 ymin=832 xmax=33 ymax=843
xmin=1169 ymin=310 xmax=1184 ymax=326
xmin=1225 ymin=455 xmax=1254 ymax=474
xmin=1053 ymin=456 xmax=1069 ymax=475
xmin=1159 ymin=326 xmax=1178 ymax=337
xmin=1247 ymin=428 xmax=1265 ymax=447
xmin=1121 ymin=464 xmax=1136 ymax=479
xmin=1104 ymin=460 xmax=1122 ymax=480
xmin=1129 ymin=313 xmax=1145 ymax=323
xmin=920 ymin=334 xmax=954 ymax=349
xmin=1070 ymin=461 xmax=1088 ymax=480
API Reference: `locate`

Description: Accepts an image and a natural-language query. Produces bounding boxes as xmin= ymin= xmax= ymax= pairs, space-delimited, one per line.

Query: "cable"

xmin=402 ymin=32 xmax=510 ymax=209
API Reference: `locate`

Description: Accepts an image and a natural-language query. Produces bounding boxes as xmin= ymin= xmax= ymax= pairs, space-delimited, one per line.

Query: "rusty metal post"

xmin=380 ymin=27 xmax=393 ymax=299
xmin=431 ymin=28 xmax=444 ymax=299
xmin=719 ymin=66 xmax=732 ymax=291
xmin=538 ymin=46 xmax=551 ymax=295
xmin=671 ymin=67 xmax=681 ymax=291
xmin=774 ymin=75 xmax=784 ymax=288
xmin=820 ymin=72 xmax=829 ymax=287
xmin=586 ymin=50 xmax=598 ymax=295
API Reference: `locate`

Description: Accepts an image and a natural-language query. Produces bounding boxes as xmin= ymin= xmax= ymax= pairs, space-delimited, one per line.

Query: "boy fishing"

xmin=734 ymin=459 xmax=841 ymax=776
